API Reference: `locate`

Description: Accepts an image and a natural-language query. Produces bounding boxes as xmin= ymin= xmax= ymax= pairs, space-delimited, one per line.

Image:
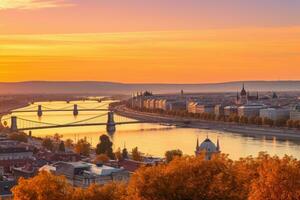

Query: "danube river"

xmin=3 ymin=100 xmax=300 ymax=160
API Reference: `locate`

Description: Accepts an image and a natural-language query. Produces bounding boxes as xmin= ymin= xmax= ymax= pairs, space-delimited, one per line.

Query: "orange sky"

xmin=1 ymin=1 xmax=300 ymax=83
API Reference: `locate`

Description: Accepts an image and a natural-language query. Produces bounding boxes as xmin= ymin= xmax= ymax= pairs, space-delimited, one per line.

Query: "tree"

xmin=96 ymin=134 xmax=114 ymax=159
xmin=74 ymin=137 xmax=91 ymax=156
xmin=58 ymin=141 xmax=65 ymax=152
xmin=165 ymin=149 xmax=183 ymax=163
xmin=248 ymin=154 xmax=300 ymax=200
xmin=122 ymin=148 xmax=129 ymax=159
xmin=114 ymin=148 xmax=123 ymax=161
xmin=65 ymin=139 xmax=74 ymax=148
xmin=53 ymin=133 xmax=63 ymax=142
xmin=93 ymin=154 xmax=110 ymax=164
xmin=12 ymin=171 xmax=72 ymax=200
xmin=8 ymin=132 xmax=28 ymax=143
xmin=127 ymin=154 xmax=241 ymax=200
xmin=71 ymin=183 xmax=127 ymax=200
xmin=131 ymin=147 xmax=142 ymax=161
xmin=42 ymin=137 xmax=54 ymax=151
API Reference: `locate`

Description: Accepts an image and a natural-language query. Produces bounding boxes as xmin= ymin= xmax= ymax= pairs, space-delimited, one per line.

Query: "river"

xmin=3 ymin=100 xmax=300 ymax=160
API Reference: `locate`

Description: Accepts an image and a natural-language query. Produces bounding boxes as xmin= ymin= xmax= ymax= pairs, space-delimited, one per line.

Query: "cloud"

xmin=0 ymin=0 xmax=74 ymax=10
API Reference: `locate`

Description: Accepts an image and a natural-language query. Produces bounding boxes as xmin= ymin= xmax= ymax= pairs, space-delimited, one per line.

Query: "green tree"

xmin=122 ymin=148 xmax=129 ymax=159
xmin=165 ymin=149 xmax=183 ymax=163
xmin=132 ymin=147 xmax=142 ymax=161
xmin=96 ymin=134 xmax=114 ymax=159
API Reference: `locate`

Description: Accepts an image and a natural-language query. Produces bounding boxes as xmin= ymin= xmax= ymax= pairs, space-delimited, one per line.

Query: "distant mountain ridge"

xmin=0 ymin=81 xmax=299 ymax=95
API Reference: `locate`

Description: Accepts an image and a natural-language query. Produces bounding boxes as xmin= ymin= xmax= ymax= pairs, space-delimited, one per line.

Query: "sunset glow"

xmin=1 ymin=0 xmax=300 ymax=83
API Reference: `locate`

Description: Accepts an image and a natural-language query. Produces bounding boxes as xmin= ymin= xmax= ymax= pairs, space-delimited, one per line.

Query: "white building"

xmin=40 ymin=161 xmax=130 ymax=187
xmin=224 ymin=106 xmax=238 ymax=116
xmin=290 ymin=104 xmax=300 ymax=121
xmin=260 ymin=108 xmax=290 ymax=121
xmin=238 ymin=103 xmax=266 ymax=117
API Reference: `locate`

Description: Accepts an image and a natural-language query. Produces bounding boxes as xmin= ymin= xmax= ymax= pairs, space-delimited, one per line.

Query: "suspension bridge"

xmin=1 ymin=111 xmax=150 ymax=133
xmin=10 ymin=103 xmax=110 ymax=117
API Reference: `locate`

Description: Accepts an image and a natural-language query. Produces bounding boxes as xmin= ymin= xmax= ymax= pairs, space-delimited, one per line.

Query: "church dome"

xmin=199 ymin=138 xmax=217 ymax=152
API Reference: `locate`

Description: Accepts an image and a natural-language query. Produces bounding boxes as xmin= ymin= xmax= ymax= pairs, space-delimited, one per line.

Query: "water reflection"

xmin=3 ymin=100 xmax=300 ymax=160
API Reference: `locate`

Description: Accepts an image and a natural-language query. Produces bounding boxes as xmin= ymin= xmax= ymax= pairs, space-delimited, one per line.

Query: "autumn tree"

xmin=115 ymin=148 xmax=123 ymax=161
xmin=248 ymin=154 xmax=300 ymax=200
xmin=94 ymin=154 xmax=110 ymax=165
xmin=96 ymin=134 xmax=114 ymax=159
xmin=70 ymin=183 xmax=127 ymax=200
xmin=127 ymin=154 xmax=241 ymax=200
xmin=74 ymin=137 xmax=91 ymax=156
xmin=42 ymin=137 xmax=54 ymax=151
xmin=12 ymin=171 xmax=72 ymax=200
xmin=165 ymin=149 xmax=183 ymax=163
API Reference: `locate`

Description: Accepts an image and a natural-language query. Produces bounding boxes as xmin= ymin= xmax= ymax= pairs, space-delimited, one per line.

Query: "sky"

xmin=0 ymin=0 xmax=300 ymax=83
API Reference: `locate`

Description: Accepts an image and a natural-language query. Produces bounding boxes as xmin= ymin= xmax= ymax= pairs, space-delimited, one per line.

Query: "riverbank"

xmin=114 ymin=105 xmax=300 ymax=140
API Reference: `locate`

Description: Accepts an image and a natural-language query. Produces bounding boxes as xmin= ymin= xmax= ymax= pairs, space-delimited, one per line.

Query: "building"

xmin=195 ymin=137 xmax=220 ymax=160
xmin=238 ymin=103 xmax=266 ymax=117
xmin=196 ymin=104 xmax=215 ymax=114
xmin=260 ymin=108 xmax=290 ymax=121
xmin=236 ymin=84 xmax=259 ymax=105
xmin=40 ymin=161 xmax=130 ymax=187
xmin=224 ymin=105 xmax=238 ymax=116
xmin=214 ymin=104 xmax=225 ymax=116
xmin=0 ymin=177 xmax=16 ymax=199
xmin=0 ymin=141 xmax=34 ymax=173
xmin=290 ymin=104 xmax=300 ymax=121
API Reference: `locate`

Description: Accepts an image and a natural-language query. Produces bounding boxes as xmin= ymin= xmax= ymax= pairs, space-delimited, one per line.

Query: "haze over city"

xmin=1 ymin=1 xmax=300 ymax=200
xmin=1 ymin=0 xmax=300 ymax=83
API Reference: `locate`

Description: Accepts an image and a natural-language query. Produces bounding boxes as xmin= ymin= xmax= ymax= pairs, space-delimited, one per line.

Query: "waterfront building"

xmin=224 ymin=105 xmax=238 ymax=116
xmin=195 ymin=137 xmax=220 ymax=160
xmin=260 ymin=108 xmax=290 ymax=121
xmin=290 ymin=104 xmax=300 ymax=120
xmin=196 ymin=104 xmax=215 ymax=114
xmin=214 ymin=104 xmax=225 ymax=116
xmin=238 ymin=103 xmax=266 ymax=117
xmin=40 ymin=161 xmax=130 ymax=187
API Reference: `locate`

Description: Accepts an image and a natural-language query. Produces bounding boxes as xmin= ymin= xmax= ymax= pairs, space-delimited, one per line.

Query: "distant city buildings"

xmin=130 ymin=84 xmax=300 ymax=123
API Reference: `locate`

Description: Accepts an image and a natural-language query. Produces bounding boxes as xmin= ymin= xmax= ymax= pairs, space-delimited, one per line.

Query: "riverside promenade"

xmin=114 ymin=105 xmax=300 ymax=140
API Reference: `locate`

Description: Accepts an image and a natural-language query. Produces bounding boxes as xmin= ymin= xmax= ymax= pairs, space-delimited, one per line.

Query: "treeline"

xmin=12 ymin=153 xmax=300 ymax=200
xmin=129 ymin=105 xmax=300 ymax=130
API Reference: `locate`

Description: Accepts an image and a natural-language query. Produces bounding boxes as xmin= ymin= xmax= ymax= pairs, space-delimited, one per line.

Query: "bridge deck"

xmin=12 ymin=109 xmax=109 ymax=113
xmin=17 ymin=121 xmax=149 ymax=131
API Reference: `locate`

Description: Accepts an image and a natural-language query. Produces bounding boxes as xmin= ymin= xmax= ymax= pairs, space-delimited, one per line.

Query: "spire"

xmin=216 ymin=137 xmax=220 ymax=152
xmin=256 ymin=92 xmax=259 ymax=100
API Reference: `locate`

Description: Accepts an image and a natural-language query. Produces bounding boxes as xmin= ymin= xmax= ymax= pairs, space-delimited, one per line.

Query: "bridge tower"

xmin=106 ymin=111 xmax=116 ymax=133
xmin=37 ymin=105 xmax=43 ymax=117
xmin=73 ymin=104 xmax=79 ymax=116
xmin=11 ymin=116 xmax=18 ymax=132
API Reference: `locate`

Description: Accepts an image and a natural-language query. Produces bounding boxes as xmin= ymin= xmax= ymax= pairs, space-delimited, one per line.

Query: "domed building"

xmin=195 ymin=137 xmax=220 ymax=160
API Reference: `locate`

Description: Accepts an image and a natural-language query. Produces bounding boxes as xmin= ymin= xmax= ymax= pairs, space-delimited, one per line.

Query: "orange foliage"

xmin=11 ymin=153 xmax=300 ymax=200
